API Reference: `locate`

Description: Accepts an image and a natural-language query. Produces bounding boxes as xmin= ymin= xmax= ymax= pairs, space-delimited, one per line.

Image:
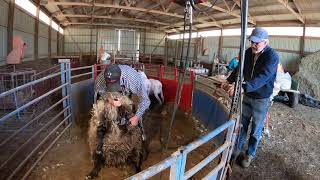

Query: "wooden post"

xmin=34 ymin=0 xmax=40 ymax=60
xmin=90 ymin=26 xmax=93 ymax=62
xmin=143 ymin=29 xmax=146 ymax=54
xmin=164 ymin=37 xmax=168 ymax=66
xmin=7 ymin=0 xmax=15 ymax=54
xmin=57 ymin=26 xmax=60 ymax=56
xmin=48 ymin=18 xmax=52 ymax=59
xmin=218 ymin=28 xmax=223 ymax=59
xmin=300 ymin=24 xmax=306 ymax=58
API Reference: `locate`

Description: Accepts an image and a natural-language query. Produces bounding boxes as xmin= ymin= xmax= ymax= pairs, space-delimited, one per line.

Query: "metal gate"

xmin=0 ymin=60 xmax=72 ymax=179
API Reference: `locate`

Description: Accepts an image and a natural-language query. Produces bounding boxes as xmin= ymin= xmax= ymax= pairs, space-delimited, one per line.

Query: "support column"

xmin=300 ymin=24 xmax=306 ymax=58
xmin=57 ymin=27 xmax=60 ymax=55
xmin=218 ymin=28 xmax=223 ymax=59
xmin=48 ymin=18 xmax=52 ymax=59
xmin=34 ymin=0 xmax=40 ymax=60
xmin=164 ymin=37 xmax=168 ymax=66
xmin=7 ymin=0 xmax=15 ymax=54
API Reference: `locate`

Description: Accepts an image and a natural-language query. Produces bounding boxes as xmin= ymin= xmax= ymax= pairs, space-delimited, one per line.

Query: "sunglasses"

xmin=250 ymin=40 xmax=266 ymax=45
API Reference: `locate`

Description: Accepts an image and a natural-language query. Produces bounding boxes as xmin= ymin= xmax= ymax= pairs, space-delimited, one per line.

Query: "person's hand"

xmin=227 ymin=86 xmax=235 ymax=97
xmin=221 ymin=82 xmax=231 ymax=91
xmin=129 ymin=115 xmax=139 ymax=126
xmin=227 ymin=86 xmax=244 ymax=97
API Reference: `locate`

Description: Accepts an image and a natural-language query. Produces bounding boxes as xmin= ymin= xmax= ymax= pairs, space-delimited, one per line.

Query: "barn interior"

xmin=0 ymin=0 xmax=320 ymax=179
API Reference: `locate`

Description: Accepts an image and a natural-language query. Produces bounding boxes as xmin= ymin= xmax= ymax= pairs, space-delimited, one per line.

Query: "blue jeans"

xmin=237 ymin=95 xmax=270 ymax=157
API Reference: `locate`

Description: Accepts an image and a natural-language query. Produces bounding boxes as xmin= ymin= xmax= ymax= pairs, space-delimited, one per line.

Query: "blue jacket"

xmin=227 ymin=46 xmax=279 ymax=99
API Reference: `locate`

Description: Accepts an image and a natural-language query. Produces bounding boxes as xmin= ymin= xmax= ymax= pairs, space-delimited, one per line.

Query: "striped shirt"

xmin=95 ymin=65 xmax=150 ymax=119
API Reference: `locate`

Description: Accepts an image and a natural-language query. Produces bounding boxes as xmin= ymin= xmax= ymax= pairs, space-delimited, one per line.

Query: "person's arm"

xmin=226 ymin=66 xmax=238 ymax=83
xmin=135 ymin=84 xmax=151 ymax=119
xmin=243 ymin=53 xmax=279 ymax=93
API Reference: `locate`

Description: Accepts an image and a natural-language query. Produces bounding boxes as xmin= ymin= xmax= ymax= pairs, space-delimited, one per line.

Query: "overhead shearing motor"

xmin=172 ymin=0 xmax=208 ymax=6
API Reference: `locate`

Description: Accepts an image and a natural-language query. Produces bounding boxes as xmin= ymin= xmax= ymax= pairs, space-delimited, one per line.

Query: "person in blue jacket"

xmin=222 ymin=27 xmax=279 ymax=168
xmin=227 ymin=54 xmax=239 ymax=72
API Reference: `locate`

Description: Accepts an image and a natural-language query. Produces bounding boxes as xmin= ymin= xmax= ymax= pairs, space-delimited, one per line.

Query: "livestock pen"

xmin=0 ymin=60 xmax=238 ymax=179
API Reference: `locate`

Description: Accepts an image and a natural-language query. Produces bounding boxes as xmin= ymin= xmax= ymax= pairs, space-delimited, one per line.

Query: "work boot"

xmin=241 ymin=154 xmax=254 ymax=168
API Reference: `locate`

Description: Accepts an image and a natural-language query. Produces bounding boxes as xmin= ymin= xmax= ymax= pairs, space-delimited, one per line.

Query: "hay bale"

xmin=293 ymin=51 xmax=320 ymax=99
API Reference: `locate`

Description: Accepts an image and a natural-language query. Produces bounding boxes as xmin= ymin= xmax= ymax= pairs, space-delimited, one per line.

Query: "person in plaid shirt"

xmin=95 ymin=64 xmax=150 ymax=126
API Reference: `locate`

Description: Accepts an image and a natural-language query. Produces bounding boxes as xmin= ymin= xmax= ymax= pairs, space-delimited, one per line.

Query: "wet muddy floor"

xmin=28 ymin=100 xmax=220 ymax=180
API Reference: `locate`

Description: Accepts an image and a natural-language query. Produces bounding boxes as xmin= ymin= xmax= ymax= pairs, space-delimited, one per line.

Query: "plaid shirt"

xmin=95 ymin=65 xmax=150 ymax=119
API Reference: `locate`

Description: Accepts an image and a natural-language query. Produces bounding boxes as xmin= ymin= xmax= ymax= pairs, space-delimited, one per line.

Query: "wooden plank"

xmin=7 ymin=0 xmax=14 ymax=54
xmin=49 ymin=18 xmax=52 ymax=59
xmin=58 ymin=14 xmax=171 ymax=26
xmin=300 ymin=24 xmax=306 ymax=57
xmin=49 ymin=1 xmax=184 ymax=18
xmin=34 ymin=0 xmax=40 ymax=60
xmin=277 ymin=0 xmax=304 ymax=23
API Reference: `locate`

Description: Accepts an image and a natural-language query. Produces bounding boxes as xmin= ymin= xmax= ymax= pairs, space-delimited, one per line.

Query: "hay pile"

xmin=293 ymin=51 xmax=320 ymax=99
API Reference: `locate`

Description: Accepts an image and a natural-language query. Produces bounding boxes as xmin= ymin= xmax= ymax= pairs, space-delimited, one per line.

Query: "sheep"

xmin=138 ymin=70 xmax=151 ymax=94
xmin=149 ymin=79 xmax=164 ymax=105
xmin=86 ymin=92 xmax=147 ymax=179
xmin=137 ymin=71 xmax=164 ymax=105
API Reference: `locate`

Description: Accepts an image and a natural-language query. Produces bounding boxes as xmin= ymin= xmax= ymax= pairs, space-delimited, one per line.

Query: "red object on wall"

xmin=93 ymin=64 xmax=196 ymax=112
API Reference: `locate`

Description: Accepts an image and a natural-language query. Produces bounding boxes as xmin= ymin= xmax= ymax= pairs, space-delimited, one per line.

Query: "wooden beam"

xmin=58 ymin=14 xmax=171 ymax=26
xmin=49 ymin=1 xmax=184 ymax=18
xmin=201 ymin=1 xmax=256 ymax=24
xmin=218 ymin=28 xmax=223 ymax=58
xmin=292 ymin=0 xmax=304 ymax=18
xmin=49 ymin=18 xmax=52 ymax=59
xmin=300 ymin=24 xmax=306 ymax=58
xmin=34 ymin=0 xmax=40 ymax=60
xmin=65 ymin=22 xmax=164 ymax=31
xmin=7 ymin=0 xmax=15 ymax=54
xmin=277 ymin=0 xmax=304 ymax=23
xmin=232 ymin=0 xmax=255 ymax=23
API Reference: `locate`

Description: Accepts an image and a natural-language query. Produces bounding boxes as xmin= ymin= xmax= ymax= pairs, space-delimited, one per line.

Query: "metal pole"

xmin=59 ymin=59 xmax=71 ymax=123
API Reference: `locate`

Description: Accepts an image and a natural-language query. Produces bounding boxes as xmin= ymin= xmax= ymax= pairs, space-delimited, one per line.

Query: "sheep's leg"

xmin=86 ymin=125 xmax=106 ymax=180
xmin=86 ymin=152 xmax=105 ymax=179
xmin=154 ymin=92 xmax=162 ymax=105
xmin=160 ymin=89 xmax=164 ymax=104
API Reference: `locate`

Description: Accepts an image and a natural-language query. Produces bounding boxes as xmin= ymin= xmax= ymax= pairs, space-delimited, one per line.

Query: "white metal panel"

xmin=223 ymin=36 xmax=241 ymax=47
xmin=304 ymin=38 xmax=320 ymax=52
xmin=38 ymin=37 xmax=48 ymax=57
xmin=13 ymin=7 xmax=35 ymax=34
xmin=39 ymin=22 xmax=49 ymax=38
xmin=51 ymin=29 xmax=57 ymax=40
xmin=221 ymin=48 xmax=239 ymax=62
xmin=13 ymin=30 xmax=34 ymax=60
xmin=202 ymin=36 xmax=220 ymax=63
xmin=0 ymin=0 xmax=8 ymax=27
xmin=269 ymin=37 xmax=300 ymax=51
xmin=66 ymin=28 xmax=93 ymax=35
xmin=64 ymin=43 xmax=77 ymax=54
xmin=65 ymin=35 xmax=92 ymax=43
xmin=0 ymin=26 xmax=7 ymax=65
xmin=51 ymin=41 xmax=57 ymax=54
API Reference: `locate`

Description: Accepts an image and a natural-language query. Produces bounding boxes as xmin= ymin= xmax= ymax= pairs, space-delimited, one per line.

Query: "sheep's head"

xmin=104 ymin=92 xmax=134 ymax=125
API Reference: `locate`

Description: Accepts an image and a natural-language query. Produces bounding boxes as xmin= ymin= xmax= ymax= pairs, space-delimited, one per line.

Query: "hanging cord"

xmin=225 ymin=0 xmax=249 ymax=179
xmin=164 ymin=0 xmax=193 ymax=151
xmin=190 ymin=0 xmax=218 ymax=12
xmin=179 ymin=8 xmax=187 ymax=68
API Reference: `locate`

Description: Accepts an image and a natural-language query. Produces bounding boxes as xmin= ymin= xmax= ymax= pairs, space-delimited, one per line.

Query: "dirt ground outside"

xmin=231 ymin=102 xmax=320 ymax=180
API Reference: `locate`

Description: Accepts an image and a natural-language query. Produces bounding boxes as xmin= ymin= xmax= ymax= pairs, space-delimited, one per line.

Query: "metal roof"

xmin=39 ymin=0 xmax=320 ymax=32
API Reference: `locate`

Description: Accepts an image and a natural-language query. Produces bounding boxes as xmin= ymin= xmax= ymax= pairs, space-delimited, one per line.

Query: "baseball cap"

xmin=249 ymin=27 xmax=268 ymax=43
xmin=104 ymin=65 xmax=122 ymax=92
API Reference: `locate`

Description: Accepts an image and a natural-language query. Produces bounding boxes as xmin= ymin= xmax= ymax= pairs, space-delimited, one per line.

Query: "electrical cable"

xmin=190 ymin=0 xmax=218 ymax=12
xmin=165 ymin=0 xmax=193 ymax=151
